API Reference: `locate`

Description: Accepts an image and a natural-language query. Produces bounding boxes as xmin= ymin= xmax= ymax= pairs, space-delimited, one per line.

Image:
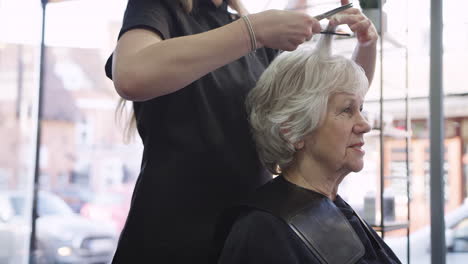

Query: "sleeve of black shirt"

xmin=118 ymin=0 xmax=175 ymax=40
xmin=218 ymin=210 xmax=321 ymax=264
xmin=105 ymin=0 xmax=175 ymax=79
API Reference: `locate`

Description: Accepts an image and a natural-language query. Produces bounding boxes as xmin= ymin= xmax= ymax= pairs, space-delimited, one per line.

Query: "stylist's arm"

xmin=329 ymin=0 xmax=378 ymax=84
xmin=112 ymin=8 xmax=321 ymax=102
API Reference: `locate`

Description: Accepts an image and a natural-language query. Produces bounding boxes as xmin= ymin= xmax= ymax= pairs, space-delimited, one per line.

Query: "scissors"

xmin=315 ymin=3 xmax=353 ymax=36
xmin=314 ymin=2 xmax=353 ymax=21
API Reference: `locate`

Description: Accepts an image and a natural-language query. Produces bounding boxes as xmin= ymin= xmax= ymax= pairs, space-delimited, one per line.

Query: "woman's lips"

xmin=349 ymin=143 xmax=365 ymax=154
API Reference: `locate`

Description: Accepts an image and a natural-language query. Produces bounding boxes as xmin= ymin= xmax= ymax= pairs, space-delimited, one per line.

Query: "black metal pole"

xmin=29 ymin=1 xmax=48 ymax=264
xmin=404 ymin=1 xmax=411 ymax=263
xmin=378 ymin=0 xmax=385 ymax=240
xmin=429 ymin=0 xmax=446 ymax=263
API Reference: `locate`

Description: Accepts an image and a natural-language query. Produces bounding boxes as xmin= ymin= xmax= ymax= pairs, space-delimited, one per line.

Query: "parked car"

xmin=52 ymin=186 xmax=93 ymax=213
xmin=0 ymin=192 xmax=29 ymax=264
xmin=445 ymin=201 xmax=468 ymax=252
xmin=0 ymin=191 xmax=118 ymax=264
xmin=80 ymin=185 xmax=133 ymax=233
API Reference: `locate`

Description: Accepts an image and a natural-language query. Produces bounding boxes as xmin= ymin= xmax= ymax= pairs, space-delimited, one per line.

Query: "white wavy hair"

xmin=246 ymin=35 xmax=369 ymax=174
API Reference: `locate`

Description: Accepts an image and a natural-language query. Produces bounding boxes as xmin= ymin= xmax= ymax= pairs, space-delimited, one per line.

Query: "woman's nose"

xmin=354 ymin=113 xmax=372 ymax=134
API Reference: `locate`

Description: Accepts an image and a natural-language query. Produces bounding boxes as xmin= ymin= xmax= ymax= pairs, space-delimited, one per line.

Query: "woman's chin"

xmin=346 ymin=161 xmax=364 ymax=173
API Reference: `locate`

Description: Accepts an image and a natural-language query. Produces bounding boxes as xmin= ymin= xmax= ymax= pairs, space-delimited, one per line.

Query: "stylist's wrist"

xmin=355 ymin=23 xmax=379 ymax=47
xmin=247 ymin=13 xmax=265 ymax=49
xmin=357 ymin=34 xmax=378 ymax=48
xmin=236 ymin=18 xmax=254 ymax=53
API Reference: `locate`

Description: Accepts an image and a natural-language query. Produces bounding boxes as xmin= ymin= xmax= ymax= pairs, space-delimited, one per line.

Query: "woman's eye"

xmin=343 ymin=107 xmax=352 ymax=114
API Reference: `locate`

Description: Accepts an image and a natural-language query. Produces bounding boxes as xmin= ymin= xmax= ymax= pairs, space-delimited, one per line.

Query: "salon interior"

xmin=0 ymin=0 xmax=467 ymax=263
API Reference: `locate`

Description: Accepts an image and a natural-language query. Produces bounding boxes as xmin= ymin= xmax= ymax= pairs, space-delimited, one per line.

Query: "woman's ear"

xmin=280 ymin=123 xmax=303 ymax=150
xmin=279 ymin=125 xmax=290 ymax=139
xmin=294 ymin=140 xmax=304 ymax=151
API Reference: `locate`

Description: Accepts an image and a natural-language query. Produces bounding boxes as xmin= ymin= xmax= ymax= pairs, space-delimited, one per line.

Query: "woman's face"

xmin=299 ymin=92 xmax=371 ymax=174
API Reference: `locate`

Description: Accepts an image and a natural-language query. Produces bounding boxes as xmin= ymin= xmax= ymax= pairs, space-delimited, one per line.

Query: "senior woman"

xmin=216 ymin=35 xmax=402 ymax=264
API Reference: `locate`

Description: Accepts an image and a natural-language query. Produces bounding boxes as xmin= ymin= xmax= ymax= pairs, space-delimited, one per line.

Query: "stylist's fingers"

xmin=339 ymin=8 xmax=361 ymax=15
xmin=304 ymin=20 xmax=319 ymax=41
xmin=250 ymin=10 xmax=321 ymax=50
xmin=311 ymin=18 xmax=322 ymax=34
xmin=300 ymin=13 xmax=321 ymax=35
xmin=349 ymin=18 xmax=372 ymax=33
xmin=283 ymin=41 xmax=299 ymax=51
xmin=350 ymin=17 xmax=378 ymax=44
xmin=355 ymin=21 xmax=378 ymax=43
xmin=328 ymin=9 xmax=378 ymax=45
xmin=329 ymin=13 xmax=361 ymax=27
xmin=295 ymin=36 xmax=308 ymax=45
xmin=341 ymin=0 xmax=350 ymax=5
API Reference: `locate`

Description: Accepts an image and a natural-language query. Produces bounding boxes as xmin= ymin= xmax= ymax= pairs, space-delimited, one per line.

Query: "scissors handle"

xmin=314 ymin=3 xmax=353 ymax=21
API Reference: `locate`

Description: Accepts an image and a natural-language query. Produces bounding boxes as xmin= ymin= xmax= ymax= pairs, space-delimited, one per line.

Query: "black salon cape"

xmin=105 ymin=0 xmax=277 ymax=263
xmin=219 ymin=180 xmax=402 ymax=264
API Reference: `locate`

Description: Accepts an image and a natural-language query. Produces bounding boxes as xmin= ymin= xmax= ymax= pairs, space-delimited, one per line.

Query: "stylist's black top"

xmin=105 ymin=0 xmax=276 ymax=263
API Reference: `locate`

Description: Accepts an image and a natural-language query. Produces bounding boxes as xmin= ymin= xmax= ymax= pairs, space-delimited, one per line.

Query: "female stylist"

xmin=105 ymin=0 xmax=376 ymax=263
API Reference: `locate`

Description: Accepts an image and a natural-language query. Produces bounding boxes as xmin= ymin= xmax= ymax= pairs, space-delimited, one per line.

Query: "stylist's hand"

xmin=328 ymin=0 xmax=378 ymax=46
xmin=249 ymin=10 xmax=322 ymax=51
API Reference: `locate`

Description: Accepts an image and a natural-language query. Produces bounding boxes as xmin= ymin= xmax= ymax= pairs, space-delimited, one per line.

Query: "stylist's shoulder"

xmin=112 ymin=29 xmax=164 ymax=100
xmin=110 ymin=0 xmax=176 ymax=101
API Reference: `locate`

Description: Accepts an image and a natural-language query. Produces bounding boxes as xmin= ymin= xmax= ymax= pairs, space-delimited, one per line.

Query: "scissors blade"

xmin=314 ymin=3 xmax=353 ymax=21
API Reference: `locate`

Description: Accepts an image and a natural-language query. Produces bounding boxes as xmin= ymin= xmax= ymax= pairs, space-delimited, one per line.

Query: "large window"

xmin=1 ymin=0 xmax=139 ymax=263
xmin=0 ymin=0 xmax=467 ymax=263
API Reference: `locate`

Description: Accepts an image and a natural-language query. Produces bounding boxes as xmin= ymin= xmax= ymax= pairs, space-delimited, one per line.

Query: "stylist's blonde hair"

xmin=116 ymin=0 xmax=194 ymax=142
